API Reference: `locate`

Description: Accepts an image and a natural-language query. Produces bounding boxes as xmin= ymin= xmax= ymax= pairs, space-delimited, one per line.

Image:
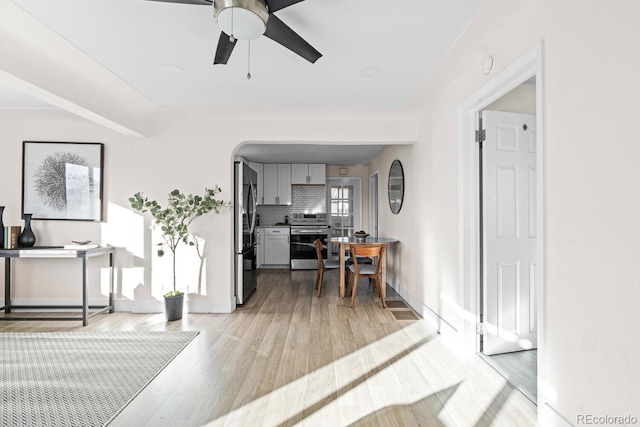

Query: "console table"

xmin=0 ymin=246 xmax=114 ymax=326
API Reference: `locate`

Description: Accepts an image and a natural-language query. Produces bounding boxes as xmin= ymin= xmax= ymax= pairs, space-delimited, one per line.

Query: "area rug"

xmin=0 ymin=331 xmax=199 ymax=427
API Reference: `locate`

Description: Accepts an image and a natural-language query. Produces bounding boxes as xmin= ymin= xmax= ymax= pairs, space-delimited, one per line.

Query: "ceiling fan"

xmin=146 ymin=0 xmax=322 ymax=65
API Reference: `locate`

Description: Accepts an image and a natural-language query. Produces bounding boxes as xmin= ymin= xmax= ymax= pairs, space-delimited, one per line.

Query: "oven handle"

xmin=291 ymin=230 xmax=329 ymax=235
xmin=291 ymin=242 xmax=317 ymax=249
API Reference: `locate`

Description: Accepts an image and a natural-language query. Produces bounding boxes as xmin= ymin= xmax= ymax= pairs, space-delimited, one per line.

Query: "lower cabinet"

xmin=264 ymin=227 xmax=290 ymax=265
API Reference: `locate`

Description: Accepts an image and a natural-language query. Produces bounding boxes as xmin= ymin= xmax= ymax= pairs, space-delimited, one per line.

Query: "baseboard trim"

xmin=187 ymin=298 xmax=236 ymax=314
xmin=540 ymin=403 xmax=573 ymax=427
xmin=2 ymin=297 xmax=236 ymax=314
xmin=129 ymin=299 xmax=163 ymax=314
xmin=387 ymin=281 xmax=458 ymax=338
xmin=127 ymin=297 xmax=236 ymax=314
xmin=113 ymin=298 xmax=133 ymax=312
xmin=5 ymin=298 xmax=111 ymax=311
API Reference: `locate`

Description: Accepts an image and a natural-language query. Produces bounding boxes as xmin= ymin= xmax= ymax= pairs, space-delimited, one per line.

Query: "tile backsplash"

xmin=257 ymin=186 xmax=326 ymax=225
xmin=292 ymin=186 xmax=326 ymax=212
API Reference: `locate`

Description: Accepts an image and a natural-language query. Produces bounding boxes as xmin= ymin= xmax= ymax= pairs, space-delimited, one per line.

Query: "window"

xmin=327 ymin=178 xmax=362 ymax=258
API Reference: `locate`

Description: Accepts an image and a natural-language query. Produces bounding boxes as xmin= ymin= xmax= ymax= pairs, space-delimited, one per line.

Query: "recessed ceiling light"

xmin=359 ymin=65 xmax=381 ymax=77
xmin=161 ymin=64 xmax=185 ymax=76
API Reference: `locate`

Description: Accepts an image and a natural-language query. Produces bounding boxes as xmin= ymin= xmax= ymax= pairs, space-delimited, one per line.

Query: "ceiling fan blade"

xmin=144 ymin=0 xmax=212 ymax=4
xmin=266 ymin=0 xmax=306 ymax=13
xmin=214 ymin=32 xmax=237 ymax=64
xmin=263 ymin=15 xmax=321 ymax=63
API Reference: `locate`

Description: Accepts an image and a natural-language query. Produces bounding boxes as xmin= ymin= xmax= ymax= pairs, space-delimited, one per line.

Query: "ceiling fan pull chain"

xmin=229 ymin=1 xmax=235 ymax=42
xmin=247 ymin=40 xmax=252 ymax=80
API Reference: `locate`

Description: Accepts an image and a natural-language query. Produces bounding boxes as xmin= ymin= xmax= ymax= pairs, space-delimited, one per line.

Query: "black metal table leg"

xmin=82 ymin=254 xmax=89 ymax=326
xmin=4 ymin=258 xmax=11 ymax=313
xmin=109 ymin=252 xmax=114 ymax=313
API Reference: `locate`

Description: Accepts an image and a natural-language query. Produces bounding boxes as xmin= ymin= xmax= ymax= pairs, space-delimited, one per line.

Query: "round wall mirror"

xmin=388 ymin=159 xmax=404 ymax=214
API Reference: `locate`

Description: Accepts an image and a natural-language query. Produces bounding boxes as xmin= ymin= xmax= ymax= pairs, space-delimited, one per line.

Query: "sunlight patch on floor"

xmin=201 ymin=320 xmax=537 ymax=426
xmin=204 ymin=322 xmax=445 ymax=426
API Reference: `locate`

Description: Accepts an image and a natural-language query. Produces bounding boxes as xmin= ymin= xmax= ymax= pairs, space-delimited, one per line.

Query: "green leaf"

xmin=130 ymin=186 xmax=231 ymax=292
xmin=164 ymin=290 xmax=184 ymax=297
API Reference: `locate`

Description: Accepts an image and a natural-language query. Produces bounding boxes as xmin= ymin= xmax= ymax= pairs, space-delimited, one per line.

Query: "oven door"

xmin=290 ymin=229 xmax=328 ymax=270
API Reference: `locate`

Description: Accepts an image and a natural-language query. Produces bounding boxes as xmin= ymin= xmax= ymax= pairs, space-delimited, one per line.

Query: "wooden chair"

xmin=346 ymin=254 xmax=373 ymax=266
xmin=314 ymin=239 xmax=341 ymax=297
xmin=347 ymin=243 xmax=386 ymax=309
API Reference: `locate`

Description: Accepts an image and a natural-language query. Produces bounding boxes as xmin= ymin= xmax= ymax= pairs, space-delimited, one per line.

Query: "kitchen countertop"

xmin=257 ymin=224 xmax=290 ymax=228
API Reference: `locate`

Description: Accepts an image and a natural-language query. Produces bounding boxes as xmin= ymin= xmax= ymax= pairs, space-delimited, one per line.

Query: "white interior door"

xmin=482 ymin=110 xmax=538 ymax=356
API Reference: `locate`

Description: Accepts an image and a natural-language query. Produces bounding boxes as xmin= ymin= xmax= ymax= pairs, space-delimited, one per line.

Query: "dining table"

xmin=326 ymin=236 xmax=399 ymax=304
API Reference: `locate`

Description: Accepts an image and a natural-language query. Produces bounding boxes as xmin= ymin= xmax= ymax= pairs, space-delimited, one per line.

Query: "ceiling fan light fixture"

xmin=214 ymin=0 xmax=268 ymax=40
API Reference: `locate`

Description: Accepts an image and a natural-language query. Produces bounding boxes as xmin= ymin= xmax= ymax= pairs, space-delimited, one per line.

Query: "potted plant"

xmin=129 ymin=186 xmax=230 ymax=321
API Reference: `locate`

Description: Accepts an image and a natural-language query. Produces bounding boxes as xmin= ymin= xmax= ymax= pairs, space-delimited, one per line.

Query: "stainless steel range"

xmin=290 ymin=213 xmax=329 ymax=270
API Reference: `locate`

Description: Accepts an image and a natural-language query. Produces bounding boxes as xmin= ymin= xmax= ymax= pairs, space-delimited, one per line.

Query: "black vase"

xmin=18 ymin=213 xmax=36 ymax=248
xmin=0 ymin=206 xmax=4 ymax=249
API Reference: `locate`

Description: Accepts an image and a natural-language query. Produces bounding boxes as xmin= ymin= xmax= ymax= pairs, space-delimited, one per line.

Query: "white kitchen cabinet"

xmin=264 ymin=227 xmax=290 ymax=265
xmin=291 ymin=164 xmax=309 ymax=184
xmin=248 ymin=161 xmax=264 ymax=205
xmin=277 ymin=165 xmax=292 ymax=203
xmin=256 ymin=227 xmax=264 ymax=267
xmin=308 ymin=164 xmax=326 ymax=184
xmin=291 ymin=164 xmax=326 ymax=185
xmin=263 ymin=164 xmax=291 ymax=205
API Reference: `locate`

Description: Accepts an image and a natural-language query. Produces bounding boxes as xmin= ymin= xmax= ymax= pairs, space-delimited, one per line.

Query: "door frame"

xmin=369 ymin=171 xmax=379 ymax=238
xmin=456 ymin=42 xmax=545 ymax=409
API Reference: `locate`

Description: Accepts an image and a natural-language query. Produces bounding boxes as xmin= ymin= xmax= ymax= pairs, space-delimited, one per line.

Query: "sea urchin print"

xmin=34 ymin=151 xmax=93 ymax=211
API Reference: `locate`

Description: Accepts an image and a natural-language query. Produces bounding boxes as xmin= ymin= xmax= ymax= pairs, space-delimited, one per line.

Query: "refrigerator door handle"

xmin=248 ymin=180 xmax=257 ymax=234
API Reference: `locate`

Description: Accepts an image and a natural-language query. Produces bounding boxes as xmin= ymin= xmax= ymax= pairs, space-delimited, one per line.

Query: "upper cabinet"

xmin=292 ymin=164 xmax=326 ymax=185
xmin=248 ymin=161 xmax=264 ymax=205
xmin=263 ymin=164 xmax=292 ymax=205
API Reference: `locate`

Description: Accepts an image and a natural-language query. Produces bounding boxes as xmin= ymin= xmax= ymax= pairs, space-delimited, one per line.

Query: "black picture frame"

xmin=22 ymin=141 xmax=104 ymax=221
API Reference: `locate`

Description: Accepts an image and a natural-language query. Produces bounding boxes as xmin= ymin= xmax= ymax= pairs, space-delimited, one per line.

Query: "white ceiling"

xmin=2 ymin=0 xmax=486 ymax=163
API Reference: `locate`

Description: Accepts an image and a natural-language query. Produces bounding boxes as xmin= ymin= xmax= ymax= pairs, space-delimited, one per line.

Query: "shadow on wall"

xmin=103 ymin=202 xmax=210 ymax=302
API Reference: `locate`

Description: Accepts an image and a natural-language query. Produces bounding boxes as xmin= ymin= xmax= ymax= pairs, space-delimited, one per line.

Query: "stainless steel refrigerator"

xmin=234 ymin=161 xmax=258 ymax=305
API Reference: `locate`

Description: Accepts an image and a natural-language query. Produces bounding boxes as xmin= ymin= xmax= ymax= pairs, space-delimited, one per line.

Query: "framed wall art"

xmin=22 ymin=141 xmax=104 ymax=221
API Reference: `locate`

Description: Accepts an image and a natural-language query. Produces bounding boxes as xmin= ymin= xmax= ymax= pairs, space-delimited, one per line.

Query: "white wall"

xmin=0 ymin=109 xmax=417 ymax=313
xmin=377 ymin=0 xmax=640 ymax=423
xmin=486 ymin=82 xmax=536 ymax=114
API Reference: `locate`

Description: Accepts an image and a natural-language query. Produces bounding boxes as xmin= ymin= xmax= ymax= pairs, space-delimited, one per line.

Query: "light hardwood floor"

xmin=479 ymin=350 xmax=537 ymax=405
xmin=0 ymin=269 xmax=538 ymax=426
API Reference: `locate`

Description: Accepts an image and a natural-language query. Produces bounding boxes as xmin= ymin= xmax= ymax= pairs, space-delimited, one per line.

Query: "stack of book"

xmin=2 ymin=226 xmax=21 ymax=249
